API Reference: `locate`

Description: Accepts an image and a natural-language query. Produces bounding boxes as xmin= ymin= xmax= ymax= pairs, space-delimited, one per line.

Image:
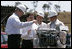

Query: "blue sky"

xmin=1 ymin=1 xmax=71 ymax=12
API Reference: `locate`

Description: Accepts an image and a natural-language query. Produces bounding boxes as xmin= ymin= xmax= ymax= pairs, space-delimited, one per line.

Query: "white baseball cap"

xmin=48 ymin=10 xmax=58 ymax=18
xmin=37 ymin=11 xmax=44 ymax=18
xmin=17 ymin=4 xmax=26 ymax=13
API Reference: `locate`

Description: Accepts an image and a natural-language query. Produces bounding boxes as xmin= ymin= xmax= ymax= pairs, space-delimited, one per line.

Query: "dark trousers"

xmin=8 ymin=34 xmax=21 ymax=48
xmin=22 ymin=39 xmax=33 ymax=48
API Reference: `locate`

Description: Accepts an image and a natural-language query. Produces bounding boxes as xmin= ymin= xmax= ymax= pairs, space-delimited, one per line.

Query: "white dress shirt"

xmin=47 ymin=19 xmax=65 ymax=29
xmin=36 ymin=22 xmax=47 ymax=28
xmin=47 ymin=19 xmax=67 ymax=48
xmin=5 ymin=13 xmax=34 ymax=35
xmin=21 ymin=23 xmax=38 ymax=40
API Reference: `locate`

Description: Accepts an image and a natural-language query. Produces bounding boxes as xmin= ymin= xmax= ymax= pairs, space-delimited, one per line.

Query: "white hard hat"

xmin=27 ymin=9 xmax=34 ymax=14
xmin=48 ymin=10 xmax=58 ymax=18
xmin=37 ymin=11 xmax=44 ymax=18
xmin=17 ymin=4 xmax=26 ymax=13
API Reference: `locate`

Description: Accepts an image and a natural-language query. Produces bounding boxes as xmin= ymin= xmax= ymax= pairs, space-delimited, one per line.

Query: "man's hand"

xmin=33 ymin=20 xmax=37 ymax=24
xmin=28 ymin=29 xmax=31 ymax=34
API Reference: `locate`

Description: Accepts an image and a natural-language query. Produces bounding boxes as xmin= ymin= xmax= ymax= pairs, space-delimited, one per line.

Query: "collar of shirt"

xmin=50 ymin=19 xmax=57 ymax=28
xmin=32 ymin=23 xmax=38 ymax=30
xmin=37 ymin=22 xmax=43 ymax=26
xmin=13 ymin=13 xmax=19 ymax=18
xmin=12 ymin=13 xmax=20 ymax=20
xmin=50 ymin=19 xmax=60 ymax=25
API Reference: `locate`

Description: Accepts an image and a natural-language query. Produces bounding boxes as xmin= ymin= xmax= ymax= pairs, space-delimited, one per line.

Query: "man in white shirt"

xmin=5 ymin=4 xmax=37 ymax=48
xmin=36 ymin=11 xmax=47 ymax=28
xmin=21 ymin=12 xmax=38 ymax=48
xmin=34 ymin=11 xmax=47 ymax=47
xmin=47 ymin=10 xmax=67 ymax=48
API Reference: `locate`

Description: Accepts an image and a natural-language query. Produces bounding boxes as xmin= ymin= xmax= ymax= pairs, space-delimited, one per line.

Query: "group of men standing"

xmin=5 ymin=4 xmax=67 ymax=48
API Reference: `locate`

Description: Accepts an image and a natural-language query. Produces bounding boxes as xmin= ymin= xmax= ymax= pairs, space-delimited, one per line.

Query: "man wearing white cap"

xmin=36 ymin=11 xmax=47 ymax=28
xmin=35 ymin=11 xmax=47 ymax=47
xmin=47 ymin=10 xmax=67 ymax=48
xmin=5 ymin=4 xmax=37 ymax=48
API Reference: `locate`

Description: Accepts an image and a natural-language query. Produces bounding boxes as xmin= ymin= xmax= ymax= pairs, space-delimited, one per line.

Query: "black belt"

xmin=9 ymin=34 xmax=21 ymax=35
xmin=23 ymin=39 xmax=33 ymax=42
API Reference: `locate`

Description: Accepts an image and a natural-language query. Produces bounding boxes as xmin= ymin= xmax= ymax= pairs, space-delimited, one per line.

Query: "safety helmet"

xmin=48 ymin=10 xmax=58 ymax=18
